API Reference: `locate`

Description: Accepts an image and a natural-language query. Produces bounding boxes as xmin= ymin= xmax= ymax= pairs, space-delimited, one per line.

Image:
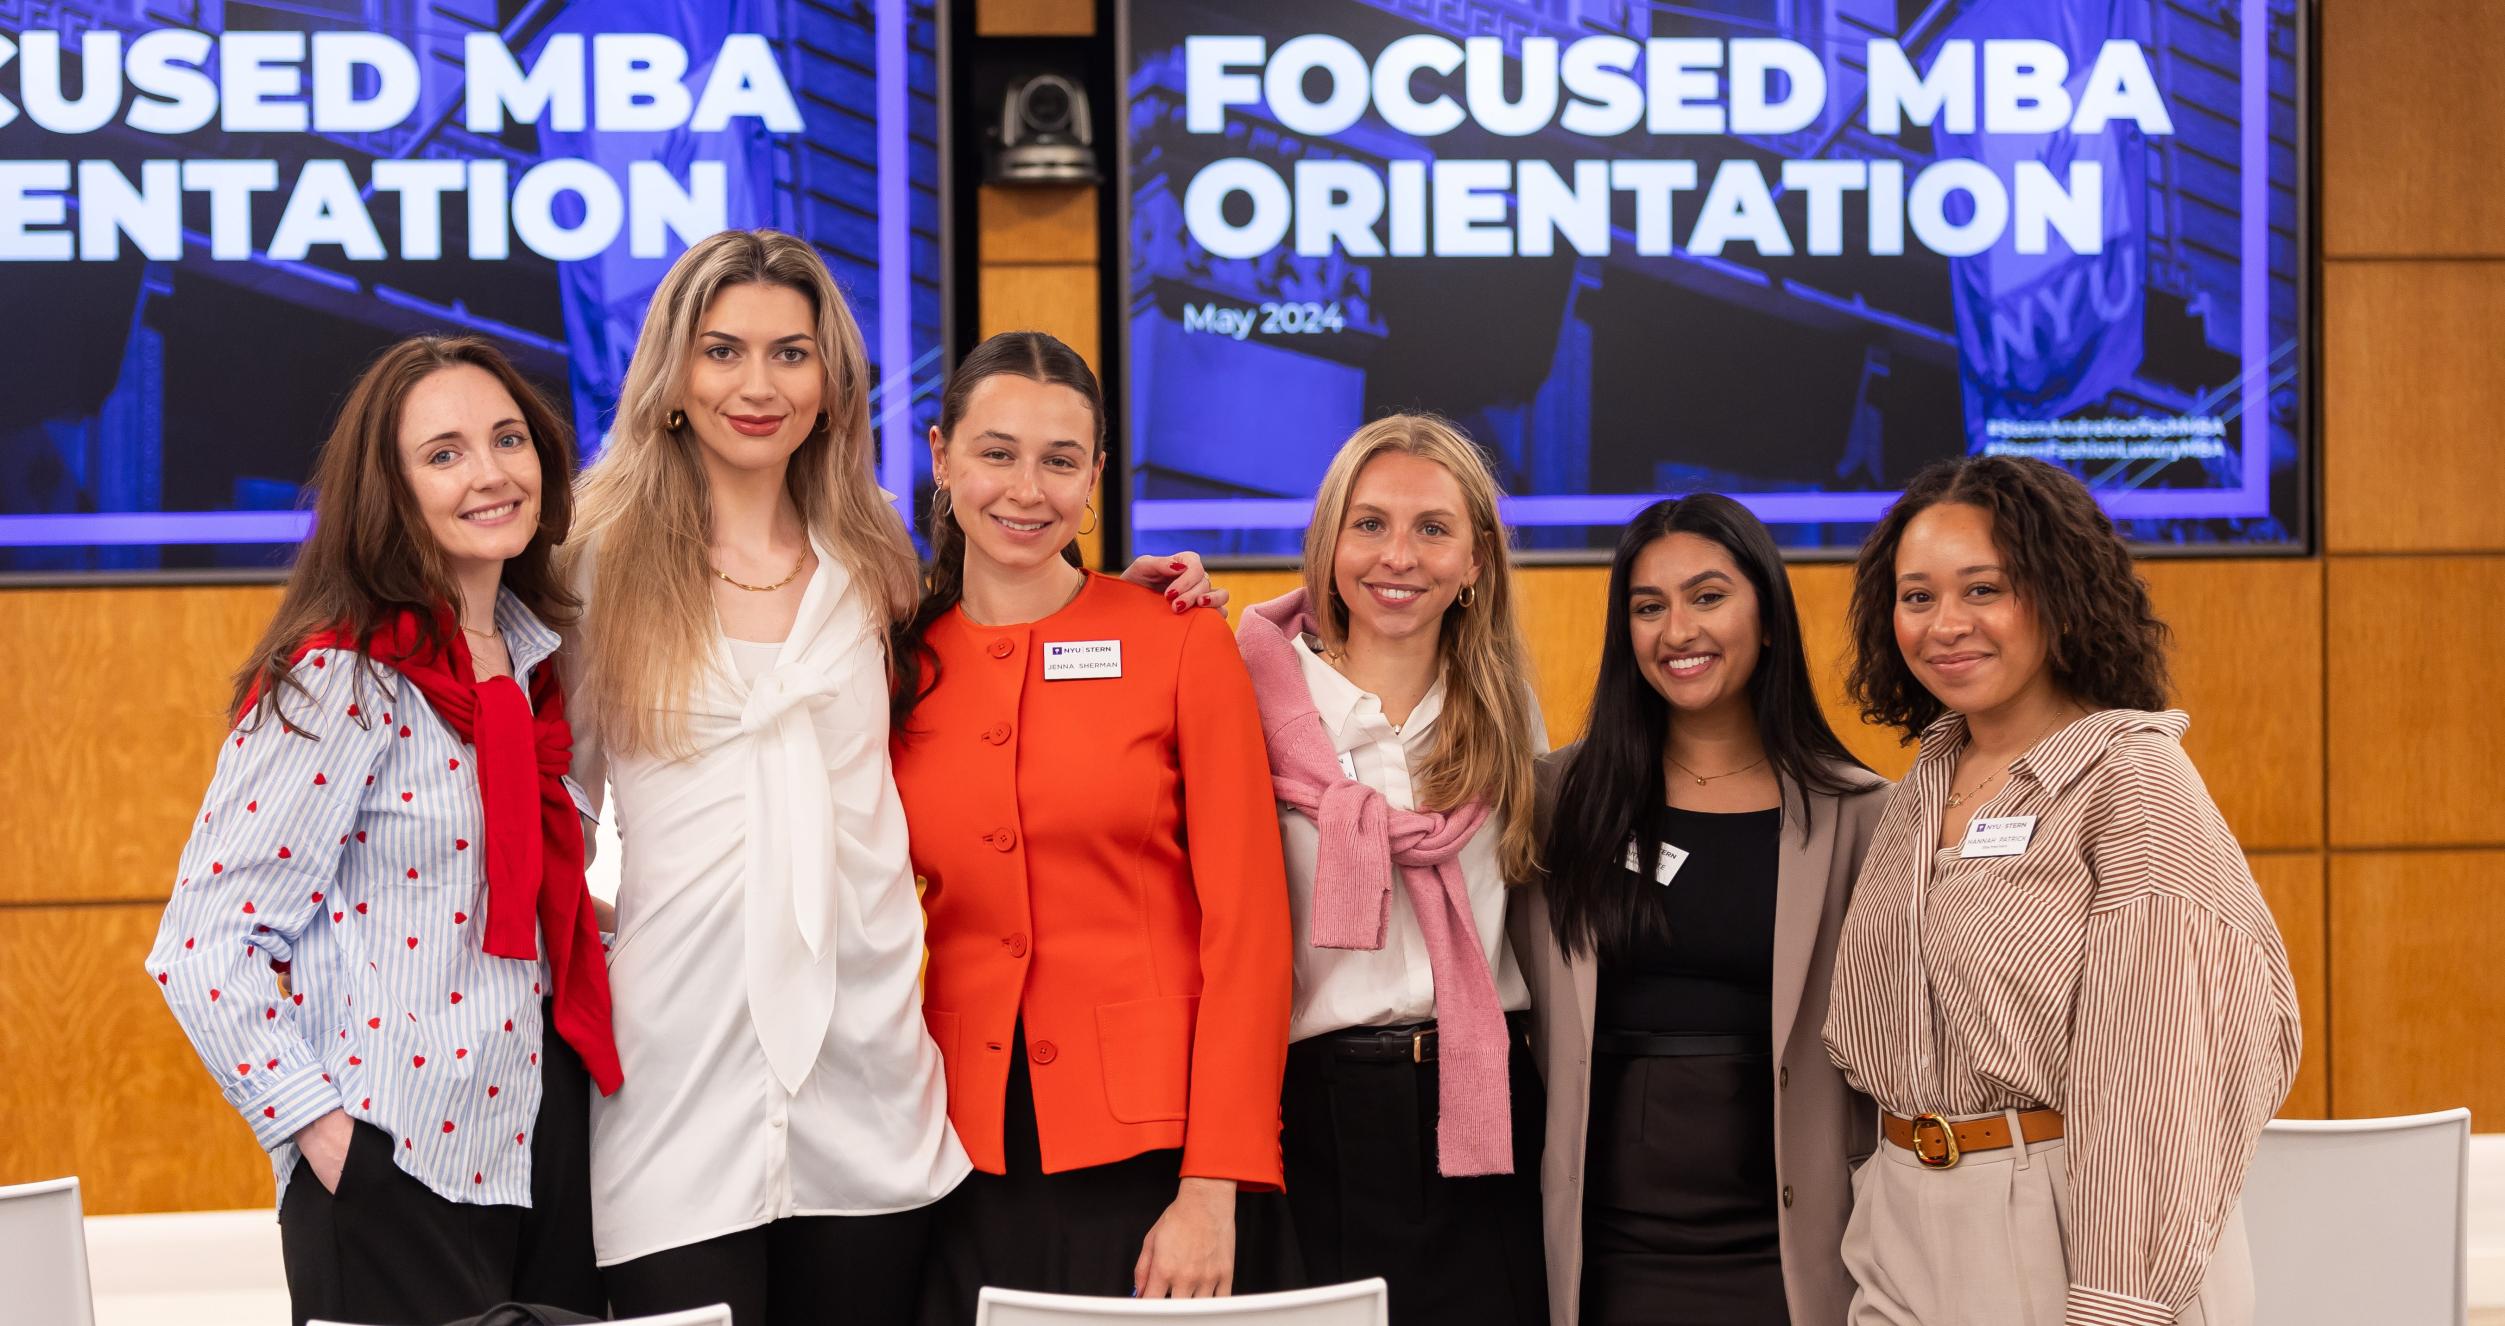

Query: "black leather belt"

xmin=1592 ymin=1030 xmax=1771 ymax=1057
xmin=1301 ymin=1012 xmax=1533 ymax=1065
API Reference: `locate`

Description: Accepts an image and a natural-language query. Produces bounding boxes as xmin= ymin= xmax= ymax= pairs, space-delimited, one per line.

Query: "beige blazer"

xmin=1507 ymin=747 xmax=1891 ymax=1326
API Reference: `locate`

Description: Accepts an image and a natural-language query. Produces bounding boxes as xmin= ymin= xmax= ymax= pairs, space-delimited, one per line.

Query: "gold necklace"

xmin=712 ymin=550 xmax=809 ymax=593
xmin=1944 ymin=707 xmax=2069 ymax=809
xmin=1666 ymin=752 xmax=1768 ymax=786
xmin=461 ymin=623 xmax=499 ymax=639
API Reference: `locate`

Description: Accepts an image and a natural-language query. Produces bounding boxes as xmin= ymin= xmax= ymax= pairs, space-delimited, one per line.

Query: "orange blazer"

xmin=892 ymin=573 xmax=1291 ymax=1189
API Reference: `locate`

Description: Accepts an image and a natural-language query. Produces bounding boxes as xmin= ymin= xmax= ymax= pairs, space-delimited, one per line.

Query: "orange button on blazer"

xmin=892 ymin=573 xmax=1292 ymax=1189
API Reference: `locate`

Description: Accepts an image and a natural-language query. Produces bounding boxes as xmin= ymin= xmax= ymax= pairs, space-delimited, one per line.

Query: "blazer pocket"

xmin=1094 ymin=994 xmax=1199 ymax=1124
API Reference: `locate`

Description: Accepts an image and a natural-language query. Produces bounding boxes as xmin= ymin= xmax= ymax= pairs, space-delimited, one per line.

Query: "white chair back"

xmin=0 ymin=1176 xmax=97 ymax=1326
xmin=2242 ymin=1109 xmax=2469 ymax=1326
xmin=976 ymin=1279 xmax=1388 ymax=1325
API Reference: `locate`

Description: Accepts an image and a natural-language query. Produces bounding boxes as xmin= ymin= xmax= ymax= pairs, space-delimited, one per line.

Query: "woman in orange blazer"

xmin=891 ymin=331 xmax=1295 ymax=1320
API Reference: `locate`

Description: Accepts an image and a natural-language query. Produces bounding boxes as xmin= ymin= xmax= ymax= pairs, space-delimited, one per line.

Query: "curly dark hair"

xmin=1846 ymin=455 xmax=2171 ymax=740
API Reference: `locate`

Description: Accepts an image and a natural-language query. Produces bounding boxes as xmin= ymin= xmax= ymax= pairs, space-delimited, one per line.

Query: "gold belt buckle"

xmin=1910 ymin=1112 xmax=1961 ymax=1169
xmin=1412 ymin=1029 xmax=1429 ymax=1064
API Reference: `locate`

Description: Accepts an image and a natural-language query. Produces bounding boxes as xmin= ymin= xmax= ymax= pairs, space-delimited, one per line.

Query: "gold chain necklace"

xmin=1944 ymin=707 xmax=2069 ymax=809
xmin=711 ymin=550 xmax=809 ymax=593
xmin=1666 ymin=752 xmax=1768 ymax=787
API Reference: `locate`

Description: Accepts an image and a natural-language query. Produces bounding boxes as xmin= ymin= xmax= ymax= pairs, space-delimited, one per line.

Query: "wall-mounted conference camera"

xmin=990 ymin=72 xmax=1098 ymax=185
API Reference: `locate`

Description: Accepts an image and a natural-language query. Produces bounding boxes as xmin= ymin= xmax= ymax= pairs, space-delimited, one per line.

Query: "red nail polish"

xmin=1169 ymin=561 xmax=1185 ymax=571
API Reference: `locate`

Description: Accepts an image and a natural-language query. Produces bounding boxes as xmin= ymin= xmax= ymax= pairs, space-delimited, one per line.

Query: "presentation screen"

xmin=1 ymin=0 xmax=944 ymax=579
xmin=1120 ymin=0 xmax=2309 ymax=558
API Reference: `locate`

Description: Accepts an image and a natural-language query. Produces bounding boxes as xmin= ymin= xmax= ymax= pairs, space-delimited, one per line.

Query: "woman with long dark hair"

xmin=1514 ymin=494 xmax=1888 ymax=1326
xmin=892 ymin=331 xmax=1293 ymax=1318
xmin=1823 ymin=456 xmax=2297 ymax=1325
xmin=145 ymin=336 xmax=616 ymax=1326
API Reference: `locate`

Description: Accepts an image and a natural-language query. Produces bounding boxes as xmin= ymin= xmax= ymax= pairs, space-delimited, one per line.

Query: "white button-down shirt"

xmin=1278 ymin=635 xmax=1536 ymax=1043
xmin=576 ymin=539 xmax=968 ymax=1266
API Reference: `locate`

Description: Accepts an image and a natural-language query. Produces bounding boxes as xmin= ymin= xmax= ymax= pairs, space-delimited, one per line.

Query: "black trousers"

xmin=920 ymin=1023 xmax=1299 ymax=1324
xmin=279 ymin=1005 xmax=600 ymax=1326
xmin=604 ymin=1207 xmax=938 ymax=1325
xmin=1279 ymin=1014 xmax=1548 ymax=1326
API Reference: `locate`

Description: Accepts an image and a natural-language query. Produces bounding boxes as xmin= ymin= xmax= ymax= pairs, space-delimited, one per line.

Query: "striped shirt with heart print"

xmin=146 ymin=590 xmax=566 ymax=1210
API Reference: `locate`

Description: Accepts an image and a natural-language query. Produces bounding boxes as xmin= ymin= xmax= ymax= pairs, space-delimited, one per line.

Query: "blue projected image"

xmin=0 ymin=0 xmax=945 ymax=578
xmin=1120 ymin=0 xmax=2309 ymax=558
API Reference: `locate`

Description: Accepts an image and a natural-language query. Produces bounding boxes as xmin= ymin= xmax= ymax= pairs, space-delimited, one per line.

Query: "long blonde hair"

xmin=566 ymin=228 xmax=918 ymax=756
xmin=1302 ymin=414 xmax=1542 ymax=883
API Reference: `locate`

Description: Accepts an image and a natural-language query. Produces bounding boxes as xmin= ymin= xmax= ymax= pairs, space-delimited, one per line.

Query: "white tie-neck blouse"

xmin=573 ymin=536 xmax=968 ymax=1266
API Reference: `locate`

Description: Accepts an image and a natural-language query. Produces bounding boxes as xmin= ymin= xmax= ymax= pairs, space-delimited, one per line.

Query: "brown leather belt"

xmin=1882 ymin=1108 xmax=2065 ymax=1169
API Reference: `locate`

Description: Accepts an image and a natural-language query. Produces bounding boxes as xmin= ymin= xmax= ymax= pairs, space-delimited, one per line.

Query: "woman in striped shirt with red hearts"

xmin=146 ymin=336 xmax=617 ymax=1326
xmin=1822 ymin=455 xmax=2300 ymax=1326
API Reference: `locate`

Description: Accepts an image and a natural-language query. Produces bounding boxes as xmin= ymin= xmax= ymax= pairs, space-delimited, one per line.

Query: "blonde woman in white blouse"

xmin=1821 ymin=456 xmax=2299 ymax=1326
xmin=560 ymin=230 xmax=959 ymax=1324
xmin=562 ymin=230 xmax=1223 ymax=1323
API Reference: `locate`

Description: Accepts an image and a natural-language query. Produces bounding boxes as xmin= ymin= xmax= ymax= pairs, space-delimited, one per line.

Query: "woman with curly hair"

xmin=1821 ymin=456 xmax=2299 ymax=1326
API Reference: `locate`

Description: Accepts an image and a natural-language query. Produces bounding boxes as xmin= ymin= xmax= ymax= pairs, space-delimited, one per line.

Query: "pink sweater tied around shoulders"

xmin=1237 ymin=588 xmax=1514 ymax=1177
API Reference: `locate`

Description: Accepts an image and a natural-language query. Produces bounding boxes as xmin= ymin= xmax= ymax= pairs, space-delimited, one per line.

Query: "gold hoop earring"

xmin=1456 ymin=584 xmax=1477 ymax=608
xmin=1078 ymin=501 xmax=1099 ymax=537
xmin=665 ymin=409 xmax=686 ymax=431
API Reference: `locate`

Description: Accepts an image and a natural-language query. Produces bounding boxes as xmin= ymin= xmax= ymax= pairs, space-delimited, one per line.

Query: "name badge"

xmin=1042 ymin=639 xmax=1122 ymax=680
xmin=1959 ymin=815 xmax=2038 ymax=859
xmin=561 ymin=774 xmax=598 ymax=826
xmin=1623 ymin=838 xmax=1691 ymax=886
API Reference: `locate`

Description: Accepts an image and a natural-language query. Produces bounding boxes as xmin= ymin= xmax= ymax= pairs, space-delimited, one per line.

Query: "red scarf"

xmin=287 ymin=608 xmax=623 ymax=1095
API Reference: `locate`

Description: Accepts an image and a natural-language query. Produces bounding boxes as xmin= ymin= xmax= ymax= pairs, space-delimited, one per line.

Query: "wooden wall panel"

xmin=1789 ymin=562 xmax=1916 ymax=781
xmin=1513 ymin=568 xmax=1609 ymax=748
xmin=0 ymin=905 xmax=272 ymax=1214
xmin=977 ymin=266 xmax=1099 ymax=364
xmin=979 ymin=186 xmax=1098 ymax=266
xmin=2326 ymin=557 xmax=2505 ymax=847
xmin=2250 ymin=852 xmax=2329 ymax=1118
xmin=2141 ymin=560 xmax=2324 ymax=851
xmin=2321 ymin=0 xmax=2505 ymax=257
xmin=0 ymin=586 xmax=279 ymax=906
xmin=2330 ymin=850 xmax=2505 ymax=1126
xmin=2323 ymin=263 xmax=2505 ymax=552
xmin=975 ymin=0 xmax=1091 ymax=36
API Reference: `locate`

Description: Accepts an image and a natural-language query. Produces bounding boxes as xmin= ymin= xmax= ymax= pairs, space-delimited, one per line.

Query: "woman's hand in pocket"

xmin=295 ymin=1108 xmax=356 ymax=1195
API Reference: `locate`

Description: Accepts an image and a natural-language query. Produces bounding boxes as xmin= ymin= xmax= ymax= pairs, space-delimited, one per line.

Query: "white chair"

xmin=0 ymin=1176 xmax=99 ymax=1326
xmin=976 ymin=1279 xmax=1388 ymax=1325
xmin=2242 ymin=1108 xmax=2469 ymax=1326
xmin=314 ymin=1308 xmax=730 ymax=1326
xmin=84 ymin=1206 xmax=289 ymax=1326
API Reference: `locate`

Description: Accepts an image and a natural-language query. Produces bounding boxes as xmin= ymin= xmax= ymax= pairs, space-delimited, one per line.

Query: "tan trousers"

xmin=1841 ymin=1114 xmax=2251 ymax=1326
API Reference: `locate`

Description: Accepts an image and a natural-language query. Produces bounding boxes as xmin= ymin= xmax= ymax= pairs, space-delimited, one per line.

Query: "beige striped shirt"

xmin=1823 ymin=708 xmax=2300 ymax=1326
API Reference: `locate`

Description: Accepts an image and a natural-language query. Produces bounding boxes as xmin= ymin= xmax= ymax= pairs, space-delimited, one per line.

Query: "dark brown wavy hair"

xmin=230 ymin=335 xmax=578 ymax=734
xmin=1846 ymin=455 xmax=2170 ymax=740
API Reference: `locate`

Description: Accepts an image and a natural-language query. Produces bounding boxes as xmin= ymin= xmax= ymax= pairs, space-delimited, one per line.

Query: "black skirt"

xmin=1580 ymin=1047 xmax=1787 ymax=1326
xmin=919 ymin=1023 xmax=1299 ymax=1324
xmin=1280 ymin=1014 xmax=1547 ymax=1326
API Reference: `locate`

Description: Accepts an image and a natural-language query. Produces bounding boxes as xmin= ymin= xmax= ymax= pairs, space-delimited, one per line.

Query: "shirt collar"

xmin=491 ymin=588 xmax=562 ymax=681
xmin=1291 ymin=634 xmax=1445 ymax=743
xmin=1915 ymin=706 xmax=2191 ymax=797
